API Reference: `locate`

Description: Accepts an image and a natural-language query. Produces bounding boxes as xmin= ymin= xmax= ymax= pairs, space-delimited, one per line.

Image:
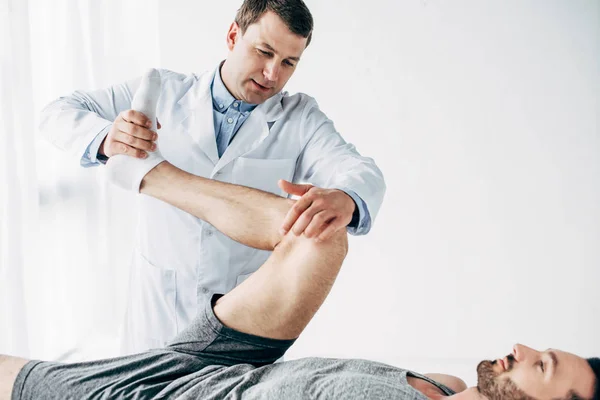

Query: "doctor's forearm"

xmin=140 ymin=161 xmax=292 ymax=250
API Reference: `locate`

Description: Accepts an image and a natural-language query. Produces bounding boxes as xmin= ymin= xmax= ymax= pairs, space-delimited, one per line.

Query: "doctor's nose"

xmin=263 ymin=62 xmax=280 ymax=83
xmin=513 ymin=343 xmax=539 ymax=362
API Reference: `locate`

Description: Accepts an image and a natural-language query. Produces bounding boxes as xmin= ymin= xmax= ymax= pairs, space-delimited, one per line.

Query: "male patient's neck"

xmin=445 ymin=387 xmax=488 ymax=400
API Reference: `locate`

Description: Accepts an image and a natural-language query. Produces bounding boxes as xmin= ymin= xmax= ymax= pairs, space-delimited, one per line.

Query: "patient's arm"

xmin=140 ymin=161 xmax=293 ymax=250
xmin=0 ymin=355 xmax=29 ymax=400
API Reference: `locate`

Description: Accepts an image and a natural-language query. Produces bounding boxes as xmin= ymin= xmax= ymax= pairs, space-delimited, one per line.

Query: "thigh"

xmin=0 ymin=355 xmax=29 ymax=400
xmin=213 ymin=230 xmax=348 ymax=341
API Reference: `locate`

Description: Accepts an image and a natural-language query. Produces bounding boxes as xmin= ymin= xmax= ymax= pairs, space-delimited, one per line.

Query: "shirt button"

xmin=219 ymin=104 xmax=224 ymax=109
xmin=227 ymin=118 xmax=234 ymax=124
xmin=201 ymin=287 xmax=209 ymax=294
xmin=233 ymin=102 xmax=239 ymax=108
xmin=206 ymin=229 xmax=214 ymax=237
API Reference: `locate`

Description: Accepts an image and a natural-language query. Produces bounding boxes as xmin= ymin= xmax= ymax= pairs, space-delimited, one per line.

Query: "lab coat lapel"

xmin=175 ymin=72 xmax=219 ymax=165
xmin=214 ymin=92 xmax=284 ymax=172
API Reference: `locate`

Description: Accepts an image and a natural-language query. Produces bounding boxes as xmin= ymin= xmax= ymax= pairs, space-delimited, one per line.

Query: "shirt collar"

xmin=211 ymin=63 xmax=257 ymax=114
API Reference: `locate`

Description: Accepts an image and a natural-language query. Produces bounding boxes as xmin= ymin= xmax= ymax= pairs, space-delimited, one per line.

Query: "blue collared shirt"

xmin=210 ymin=66 xmax=257 ymax=158
xmin=83 ymin=66 xmax=372 ymax=234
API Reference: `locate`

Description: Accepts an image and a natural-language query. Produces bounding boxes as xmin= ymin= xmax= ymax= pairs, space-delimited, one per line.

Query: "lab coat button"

xmin=206 ymin=230 xmax=214 ymax=237
xmin=201 ymin=287 xmax=208 ymax=294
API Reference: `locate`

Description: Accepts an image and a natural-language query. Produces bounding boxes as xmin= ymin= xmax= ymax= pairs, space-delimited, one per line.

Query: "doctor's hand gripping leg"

xmin=105 ymin=68 xmax=165 ymax=192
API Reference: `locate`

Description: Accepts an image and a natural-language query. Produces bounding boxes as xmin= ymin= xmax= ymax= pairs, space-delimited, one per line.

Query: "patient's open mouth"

xmin=498 ymin=358 xmax=506 ymax=371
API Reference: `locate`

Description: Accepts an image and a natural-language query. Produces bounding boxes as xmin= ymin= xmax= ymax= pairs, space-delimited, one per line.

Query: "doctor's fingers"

xmin=105 ymin=139 xmax=148 ymax=159
xmin=281 ymin=196 xmax=313 ymax=234
xmin=317 ymin=219 xmax=344 ymax=242
xmin=303 ymin=211 xmax=336 ymax=239
xmin=120 ymin=109 xmax=153 ymax=129
xmin=116 ymin=119 xmax=158 ymax=142
xmin=114 ymin=126 xmax=156 ymax=152
xmin=290 ymin=203 xmax=324 ymax=236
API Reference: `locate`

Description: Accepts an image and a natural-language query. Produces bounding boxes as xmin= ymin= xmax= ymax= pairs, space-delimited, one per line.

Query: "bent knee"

xmin=277 ymin=228 xmax=348 ymax=261
xmin=327 ymin=228 xmax=348 ymax=257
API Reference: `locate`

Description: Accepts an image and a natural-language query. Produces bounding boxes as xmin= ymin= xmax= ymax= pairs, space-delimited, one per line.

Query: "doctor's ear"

xmin=226 ymin=22 xmax=241 ymax=50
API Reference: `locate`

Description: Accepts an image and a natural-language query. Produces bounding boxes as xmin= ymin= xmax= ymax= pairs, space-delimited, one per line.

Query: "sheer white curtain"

xmin=0 ymin=0 xmax=36 ymax=359
xmin=1 ymin=0 xmax=160 ymax=361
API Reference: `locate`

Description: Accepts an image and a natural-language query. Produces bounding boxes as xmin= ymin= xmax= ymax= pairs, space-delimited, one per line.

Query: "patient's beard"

xmin=476 ymin=357 xmax=535 ymax=400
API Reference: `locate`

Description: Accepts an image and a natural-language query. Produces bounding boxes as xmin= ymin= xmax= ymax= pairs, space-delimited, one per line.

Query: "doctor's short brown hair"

xmin=235 ymin=0 xmax=314 ymax=46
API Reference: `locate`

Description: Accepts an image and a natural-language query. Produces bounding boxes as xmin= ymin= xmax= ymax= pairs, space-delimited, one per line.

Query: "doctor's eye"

xmin=283 ymin=60 xmax=295 ymax=67
xmin=257 ymin=49 xmax=273 ymax=57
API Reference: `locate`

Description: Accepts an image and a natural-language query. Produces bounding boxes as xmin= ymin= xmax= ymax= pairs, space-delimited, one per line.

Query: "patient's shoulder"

xmin=425 ymin=373 xmax=468 ymax=393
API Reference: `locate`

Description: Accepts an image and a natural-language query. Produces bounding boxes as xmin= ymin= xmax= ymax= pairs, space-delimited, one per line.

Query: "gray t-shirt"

xmin=13 ymin=294 xmax=456 ymax=399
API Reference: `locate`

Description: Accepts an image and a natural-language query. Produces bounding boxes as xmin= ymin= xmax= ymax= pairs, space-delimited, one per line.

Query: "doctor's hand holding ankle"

xmin=99 ymin=110 xmax=161 ymax=159
xmin=278 ymin=180 xmax=356 ymax=242
xmin=106 ymin=68 xmax=168 ymax=192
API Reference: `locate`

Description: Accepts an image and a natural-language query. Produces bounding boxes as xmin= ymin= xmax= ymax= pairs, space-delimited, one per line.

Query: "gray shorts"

xmin=12 ymin=293 xmax=296 ymax=400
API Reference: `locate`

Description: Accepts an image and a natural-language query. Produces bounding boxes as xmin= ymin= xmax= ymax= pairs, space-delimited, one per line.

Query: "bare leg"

xmin=140 ymin=161 xmax=349 ymax=339
xmin=214 ymin=229 xmax=348 ymax=339
xmin=141 ymin=161 xmax=292 ymax=250
xmin=0 ymin=355 xmax=29 ymax=400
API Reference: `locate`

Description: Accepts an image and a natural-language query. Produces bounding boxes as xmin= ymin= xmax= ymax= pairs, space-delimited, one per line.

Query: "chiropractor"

xmin=38 ymin=0 xmax=386 ymax=355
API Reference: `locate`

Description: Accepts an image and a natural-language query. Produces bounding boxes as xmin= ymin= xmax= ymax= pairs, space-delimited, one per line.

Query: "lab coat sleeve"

xmin=293 ymin=99 xmax=386 ymax=235
xmin=343 ymin=189 xmax=371 ymax=234
xmin=39 ymin=75 xmax=143 ymax=167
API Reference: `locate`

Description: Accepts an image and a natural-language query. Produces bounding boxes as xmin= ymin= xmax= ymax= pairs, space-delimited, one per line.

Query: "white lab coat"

xmin=39 ymin=68 xmax=386 ymax=355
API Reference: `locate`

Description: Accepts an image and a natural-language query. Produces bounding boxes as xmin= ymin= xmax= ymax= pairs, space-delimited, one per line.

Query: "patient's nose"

xmin=513 ymin=344 xmax=538 ymax=362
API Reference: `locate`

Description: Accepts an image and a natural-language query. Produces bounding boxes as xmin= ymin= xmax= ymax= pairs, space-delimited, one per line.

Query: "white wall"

xmin=156 ymin=0 xmax=599 ymax=385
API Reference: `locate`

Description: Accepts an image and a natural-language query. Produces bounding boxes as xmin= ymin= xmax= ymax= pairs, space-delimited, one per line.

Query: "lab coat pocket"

xmin=232 ymin=157 xmax=296 ymax=197
xmin=129 ymin=252 xmax=178 ymax=345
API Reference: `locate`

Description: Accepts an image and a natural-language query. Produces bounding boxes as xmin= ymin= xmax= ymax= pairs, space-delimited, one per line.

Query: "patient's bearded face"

xmin=476 ymin=344 xmax=596 ymax=400
xmin=476 ymin=355 xmax=535 ymax=400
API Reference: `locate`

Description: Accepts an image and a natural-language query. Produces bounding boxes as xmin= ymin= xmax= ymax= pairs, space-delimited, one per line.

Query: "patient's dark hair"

xmin=587 ymin=358 xmax=600 ymax=400
xmin=552 ymin=357 xmax=599 ymax=400
xmin=235 ymin=0 xmax=314 ymax=46
xmin=563 ymin=390 xmax=589 ymax=400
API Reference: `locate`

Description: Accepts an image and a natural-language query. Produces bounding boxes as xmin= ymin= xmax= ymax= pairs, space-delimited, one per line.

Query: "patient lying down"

xmin=2 ymin=159 xmax=598 ymax=400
